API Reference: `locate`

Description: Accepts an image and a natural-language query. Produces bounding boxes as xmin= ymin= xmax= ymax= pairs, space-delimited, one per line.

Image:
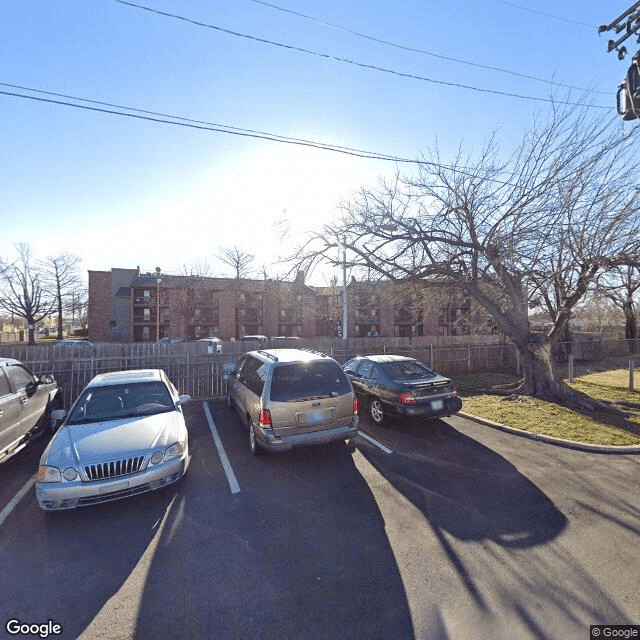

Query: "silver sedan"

xmin=36 ymin=369 xmax=190 ymax=511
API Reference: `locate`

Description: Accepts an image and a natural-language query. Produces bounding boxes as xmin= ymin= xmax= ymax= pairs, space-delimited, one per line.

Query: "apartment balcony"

xmin=133 ymin=297 xmax=157 ymax=306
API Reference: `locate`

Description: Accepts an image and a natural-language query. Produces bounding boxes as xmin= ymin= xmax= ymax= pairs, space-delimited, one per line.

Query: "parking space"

xmin=0 ymin=401 xmax=638 ymax=639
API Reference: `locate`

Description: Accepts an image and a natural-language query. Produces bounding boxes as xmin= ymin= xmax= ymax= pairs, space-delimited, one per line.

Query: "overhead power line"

xmin=246 ymin=0 xmax=610 ymax=95
xmin=112 ymin=0 xmax=610 ymax=109
xmin=0 ymin=82 xmax=415 ymax=163
xmin=0 ymin=81 xmax=539 ymax=185
xmin=494 ymin=0 xmax=596 ymax=29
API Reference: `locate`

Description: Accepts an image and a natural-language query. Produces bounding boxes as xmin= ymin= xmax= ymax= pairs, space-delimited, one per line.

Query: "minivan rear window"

xmin=270 ymin=361 xmax=351 ymax=402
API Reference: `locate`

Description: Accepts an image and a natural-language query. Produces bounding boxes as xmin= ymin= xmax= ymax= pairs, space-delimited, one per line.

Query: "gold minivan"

xmin=226 ymin=348 xmax=359 ymax=455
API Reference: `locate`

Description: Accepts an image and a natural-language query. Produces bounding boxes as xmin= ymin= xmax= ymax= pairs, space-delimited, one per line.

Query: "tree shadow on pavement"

xmin=353 ymin=418 xmax=636 ymax=638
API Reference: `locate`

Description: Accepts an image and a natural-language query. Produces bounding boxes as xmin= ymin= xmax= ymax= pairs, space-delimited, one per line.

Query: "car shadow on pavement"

xmin=127 ymin=436 xmax=415 ymax=640
xmin=0 ymin=487 xmax=178 ymax=640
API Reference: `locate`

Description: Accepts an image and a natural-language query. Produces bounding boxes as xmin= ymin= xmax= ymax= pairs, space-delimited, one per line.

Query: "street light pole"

xmin=155 ymin=268 xmax=161 ymax=341
xmin=341 ymin=236 xmax=347 ymax=339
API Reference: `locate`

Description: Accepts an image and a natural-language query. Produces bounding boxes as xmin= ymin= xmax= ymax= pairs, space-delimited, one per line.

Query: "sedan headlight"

xmin=163 ymin=441 xmax=187 ymax=461
xmin=150 ymin=451 xmax=164 ymax=465
xmin=37 ymin=465 xmax=62 ymax=483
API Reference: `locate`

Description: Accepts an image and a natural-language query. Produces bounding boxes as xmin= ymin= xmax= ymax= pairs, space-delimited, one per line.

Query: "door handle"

xmin=21 ymin=398 xmax=28 ymax=405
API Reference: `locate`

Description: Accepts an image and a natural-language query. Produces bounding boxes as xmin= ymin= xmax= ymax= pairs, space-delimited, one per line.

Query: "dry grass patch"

xmin=452 ymin=368 xmax=640 ymax=447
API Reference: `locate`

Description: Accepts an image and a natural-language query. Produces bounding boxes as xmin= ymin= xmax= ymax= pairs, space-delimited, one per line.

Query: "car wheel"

xmin=42 ymin=398 xmax=62 ymax=435
xmin=249 ymin=423 xmax=260 ymax=456
xmin=369 ymin=398 xmax=385 ymax=425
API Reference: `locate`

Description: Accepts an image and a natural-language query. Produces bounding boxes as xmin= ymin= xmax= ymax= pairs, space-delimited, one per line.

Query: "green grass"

xmin=452 ymin=367 xmax=640 ymax=447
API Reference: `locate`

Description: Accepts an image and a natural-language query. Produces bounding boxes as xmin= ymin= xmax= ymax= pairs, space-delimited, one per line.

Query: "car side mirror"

xmin=40 ymin=374 xmax=55 ymax=385
xmin=52 ymin=409 xmax=67 ymax=422
xmin=176 ymin=395 xmax=191 ymax=406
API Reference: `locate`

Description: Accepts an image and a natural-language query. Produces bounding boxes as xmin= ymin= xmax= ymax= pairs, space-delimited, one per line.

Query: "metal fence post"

xmin=629 ymin=360 xmax=635 ymax=392
xmin=568 ymin=354 xmax=574 ymax=382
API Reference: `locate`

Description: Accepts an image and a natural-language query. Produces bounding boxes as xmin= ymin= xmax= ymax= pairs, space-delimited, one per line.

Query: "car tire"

xmin=42 ymin=398 xmax=62 ymax=435
xmin=249 ymin=423 xmax=260 ymax=456
xmin=369 ymin=398 xmax=385 ymax=425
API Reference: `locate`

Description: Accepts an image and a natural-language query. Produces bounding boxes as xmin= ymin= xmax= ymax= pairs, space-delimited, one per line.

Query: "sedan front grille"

xmin=84 ymin=456 xmax=145 ymax=481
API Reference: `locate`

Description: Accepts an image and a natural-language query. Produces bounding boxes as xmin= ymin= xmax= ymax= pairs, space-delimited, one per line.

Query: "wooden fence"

xmin=1 ymin=336 xmax=637 ymax=408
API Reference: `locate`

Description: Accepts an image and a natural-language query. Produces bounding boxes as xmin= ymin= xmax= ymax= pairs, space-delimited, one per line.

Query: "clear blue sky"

xmin=0 ymin=0 xmax=629 ymax=285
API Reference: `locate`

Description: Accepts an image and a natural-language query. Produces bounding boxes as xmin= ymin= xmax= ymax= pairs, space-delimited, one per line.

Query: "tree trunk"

xmin=516 ymin=338 xmax=625 ymax=414
xmin=519 ymin=341 xmax=563 ymax=398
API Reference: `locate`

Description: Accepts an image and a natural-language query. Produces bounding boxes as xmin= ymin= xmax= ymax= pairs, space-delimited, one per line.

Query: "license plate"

xmin=298 ymin=408 xmax=332 ymax=426
xmin=431 ymin=400 xmax=444 ymax=411
xmin=100 ymin=480 xmax=129 ymax=494
xmin=306 ymin=410 xmax=326 ymax=424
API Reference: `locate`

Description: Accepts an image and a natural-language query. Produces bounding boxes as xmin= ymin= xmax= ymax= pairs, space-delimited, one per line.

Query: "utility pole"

xmin=600 ymin=2 xmax=640 ymax=119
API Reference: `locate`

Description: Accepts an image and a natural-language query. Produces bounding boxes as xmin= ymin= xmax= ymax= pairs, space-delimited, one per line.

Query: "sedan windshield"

xmin=382 ymin=360 xmax=435 ymax=380
xmin=66 ymin=381 xmax=174 ymax=424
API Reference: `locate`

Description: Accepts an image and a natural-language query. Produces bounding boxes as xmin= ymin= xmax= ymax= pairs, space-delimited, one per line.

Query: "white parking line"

xmin=203 ymin=402 xmax=241 ymax=494
xmin=357 ymin=431 xmax=394 ymax=454
xmin=0 ymin=476 xmax=36 ymax=527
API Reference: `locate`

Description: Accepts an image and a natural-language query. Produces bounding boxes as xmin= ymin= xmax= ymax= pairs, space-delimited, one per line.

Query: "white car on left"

xmin=36 ymin=369 xmax=190 ymax=512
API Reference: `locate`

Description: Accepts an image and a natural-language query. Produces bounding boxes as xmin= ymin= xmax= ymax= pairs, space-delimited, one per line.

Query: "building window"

xmin=142 ymin=327 xmax=150 ymax=341
xmin=144 ymin=308 xmax=150 ymax=321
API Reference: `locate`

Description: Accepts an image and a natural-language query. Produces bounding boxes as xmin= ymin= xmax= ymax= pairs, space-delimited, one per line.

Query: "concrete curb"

xmin=457 ymin=411 xmax=640 ymax=455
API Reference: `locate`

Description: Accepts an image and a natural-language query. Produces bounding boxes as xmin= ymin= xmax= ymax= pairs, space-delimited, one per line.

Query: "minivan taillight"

xmin=353 ymin=397 xmax=359 ymax=414
xmin=259 ymin=409 xmax=272 ymax=427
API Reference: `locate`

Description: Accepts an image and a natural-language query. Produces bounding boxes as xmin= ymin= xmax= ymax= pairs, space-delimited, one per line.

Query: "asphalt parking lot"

xmin=0 ymin=401 xmax=638 ymax=640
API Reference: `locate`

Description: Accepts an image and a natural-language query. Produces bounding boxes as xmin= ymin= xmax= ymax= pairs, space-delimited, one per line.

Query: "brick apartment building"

xmin=88 ymin=267 xmax=488 ymax=343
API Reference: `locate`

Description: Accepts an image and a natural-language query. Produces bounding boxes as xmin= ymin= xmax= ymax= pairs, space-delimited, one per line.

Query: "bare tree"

xmin=67 ymin=286 xmax=89 ymax=335
xmin=218 ymin=247 xmax=255 ymax=280
xmin=217 ymin=247 xmax=256 ymax=338
xmin=291 ymin=101 xmax=640 ymax=409
xmin=40 ymin=252 xmax=82 ymax=340
xmin=0 ymin=244 xmax=56 ymax=345
xmin=596 ymin=265 xmax=640 ymax=349
xmin=572 ymin=291 xmax=623 ymax=340
xmin=166 ymin=263 xmax=214 ymax=339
